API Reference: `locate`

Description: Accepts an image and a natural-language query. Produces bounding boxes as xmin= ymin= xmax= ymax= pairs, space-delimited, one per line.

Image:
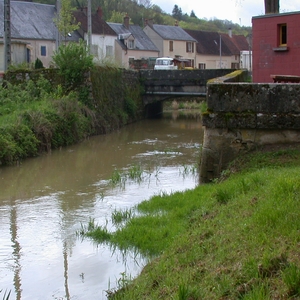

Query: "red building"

xmin=252 ymin=11 xmax=300 ymax=83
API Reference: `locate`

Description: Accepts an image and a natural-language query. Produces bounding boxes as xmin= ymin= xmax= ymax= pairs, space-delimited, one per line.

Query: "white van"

xmin=154 ymin=57 xmax=178 ymax=70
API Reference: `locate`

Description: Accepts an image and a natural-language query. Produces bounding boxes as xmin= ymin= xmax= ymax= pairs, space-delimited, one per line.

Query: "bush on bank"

xmin=0 ymin=77 xmax=96 ymax=166
xmin=81 ymin=147 xmax=300 ymax=299
xmin=0 ymin=41 xmax=143 ymax=166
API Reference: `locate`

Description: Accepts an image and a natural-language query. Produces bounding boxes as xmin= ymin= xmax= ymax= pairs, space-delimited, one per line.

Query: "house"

xmin=0 ymin=1 xmax=81 ymax=73
xmin=73 ymin=7 xmax=117 ymax=61
xmin=184 ymin=29 xmax=250 ymax=70
xmin=222 ymin=31 xmax=251 ymax=71
xmin=252 ymin=11 xmax=300 ymax=83
xmin=143 ymin=20 xmax=197 ymax=68
xmin=107 ymin=16 xmax=159 ymax=68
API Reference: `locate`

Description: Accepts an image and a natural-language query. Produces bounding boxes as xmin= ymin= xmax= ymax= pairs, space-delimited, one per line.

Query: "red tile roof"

xmin=73 ymin=9 xmax=117 ymax=36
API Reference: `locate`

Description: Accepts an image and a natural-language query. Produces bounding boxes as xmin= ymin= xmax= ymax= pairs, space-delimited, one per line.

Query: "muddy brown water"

xmin=0 ymin=111 xmax=203 ymax=300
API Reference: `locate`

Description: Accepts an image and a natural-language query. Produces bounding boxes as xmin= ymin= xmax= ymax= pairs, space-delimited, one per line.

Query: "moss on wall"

xmin=90 ymin=67 xmax=144 ymax=134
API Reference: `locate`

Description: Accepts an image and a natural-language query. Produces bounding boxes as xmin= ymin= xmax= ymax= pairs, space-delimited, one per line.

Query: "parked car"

xmin=154 ymin=57 xmax=178 ymax=70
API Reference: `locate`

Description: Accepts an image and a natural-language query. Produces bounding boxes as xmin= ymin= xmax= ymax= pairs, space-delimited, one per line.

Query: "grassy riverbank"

xmin=82 ymin=146 xmax=300 ymax=299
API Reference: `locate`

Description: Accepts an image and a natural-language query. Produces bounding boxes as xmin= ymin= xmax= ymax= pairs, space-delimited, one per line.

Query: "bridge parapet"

xmin=140 ymin=69 xmax=236 ymax=105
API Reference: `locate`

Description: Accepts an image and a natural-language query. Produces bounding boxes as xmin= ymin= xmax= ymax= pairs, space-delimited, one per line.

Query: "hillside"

xmin=33 ymin=0 xmax=251 ymax=36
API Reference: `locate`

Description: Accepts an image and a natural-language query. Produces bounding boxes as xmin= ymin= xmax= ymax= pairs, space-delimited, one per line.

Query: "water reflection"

xmin=10 ymin=206 xmax=21 ymax=300
xmin=0 ymin=112 xmax=203 ymax=299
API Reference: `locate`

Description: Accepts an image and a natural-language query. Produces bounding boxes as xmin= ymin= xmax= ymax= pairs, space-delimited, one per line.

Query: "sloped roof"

xmin=150 ymin=24 xmax=196 ymax=42
xmin=108 ymin=23 xmax=159 ymax=52
xmin=184 ymin=29 xmax=249 ymax=56
xmin=226 ymin=34 xmax=250 ymax=53
xmin=0 ymin=0 xmax=81 ymax=41
xmin=73 ymin=10 xmax=116 ymax=36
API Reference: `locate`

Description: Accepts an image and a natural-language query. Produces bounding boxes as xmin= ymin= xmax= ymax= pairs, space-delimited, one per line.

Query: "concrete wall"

xmin=196 ymin=54 xmax=233 ymax=69
xmin=200 ymin=70 xmax=300 ymax=182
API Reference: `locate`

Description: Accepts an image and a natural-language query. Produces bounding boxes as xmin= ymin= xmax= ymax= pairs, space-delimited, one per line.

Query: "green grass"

xmin=81 ymin=147 xmax=300 ymax=299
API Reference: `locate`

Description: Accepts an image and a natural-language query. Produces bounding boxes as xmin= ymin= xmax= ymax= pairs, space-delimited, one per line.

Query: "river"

xmin=0 ymin=110 xmax=203 ymax=300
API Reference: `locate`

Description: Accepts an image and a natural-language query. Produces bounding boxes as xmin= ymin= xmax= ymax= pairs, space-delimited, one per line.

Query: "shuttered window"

xmin=186 ymin=42 xmax=194 ymax=53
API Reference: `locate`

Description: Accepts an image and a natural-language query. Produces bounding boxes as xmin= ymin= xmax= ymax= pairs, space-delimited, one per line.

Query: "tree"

xmin=53 ymin=0 xmax=80 ymax=44
xmin=190 ymin=10 xmax=197 ymax=18
xmin=52 ymin=39 xmax=94 ymax=92
xmin=172 ymin=4 xmax=182 ymax=20
xmin=108 ymin=10 xmax=126 ymax=23
xmin=264 ymin=0 xmax=279 ymax=14
xmin=138 ymin=0 xmax=152 ymax=8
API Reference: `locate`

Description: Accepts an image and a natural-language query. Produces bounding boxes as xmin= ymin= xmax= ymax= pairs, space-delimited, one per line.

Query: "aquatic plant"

xmin=111 ymin=208 xmax=134 ymax=226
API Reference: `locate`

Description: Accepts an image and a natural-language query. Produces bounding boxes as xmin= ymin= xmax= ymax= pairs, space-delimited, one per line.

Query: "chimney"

xmin=144 ymin=18 xmax=153 ymax=28
xmin=228 ymin=27 xmax=232 ymax=38
xmin=81 ymin=6 xmax=87 ymax=15
xmin=97 ymin=7 xmax=103 ymax=19
xmin=124 ymin=14 xmax=130 ymax=29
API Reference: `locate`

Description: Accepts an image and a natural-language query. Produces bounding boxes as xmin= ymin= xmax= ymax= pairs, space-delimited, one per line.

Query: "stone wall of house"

xmin=200 ymin=73 xmax=300 ymax=182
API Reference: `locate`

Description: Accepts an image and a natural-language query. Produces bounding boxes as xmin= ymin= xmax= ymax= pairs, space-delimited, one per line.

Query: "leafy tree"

xmin=172 ymin=4 xmax=182 ymax=20
xmin=137 ymin=0 xmax=152 ymax=8
xmin=151 ymin=4 xmax=163 ymax=14
xmin=52 ymin=40 xmax=94 ymax=92
xmin=107 ymin=10 xmax=126 ymax=23
xmin=53 ymin=0 xmax=80 ymax=43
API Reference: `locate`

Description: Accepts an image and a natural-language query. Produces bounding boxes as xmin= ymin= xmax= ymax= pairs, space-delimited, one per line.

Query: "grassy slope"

xmin=86 ymin=146 xmax=300 ymax=299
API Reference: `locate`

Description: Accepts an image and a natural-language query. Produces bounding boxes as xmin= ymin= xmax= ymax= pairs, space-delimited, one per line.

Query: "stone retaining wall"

xmin=200 ymin=71 xmax=300 ymax=182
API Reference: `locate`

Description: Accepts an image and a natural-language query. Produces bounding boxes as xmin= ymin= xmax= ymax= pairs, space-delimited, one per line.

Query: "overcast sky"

xmin=151 ymin=0 xmax=299 ymax=27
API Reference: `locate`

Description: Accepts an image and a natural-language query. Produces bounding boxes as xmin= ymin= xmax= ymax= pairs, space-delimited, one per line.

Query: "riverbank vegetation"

xmin=0 ymin=41 xmax=143 ymax=166
xmin=0 ymin=41 xmax=96 ymax=166
xmin=80 ymin=146 xmax=300 ymax=299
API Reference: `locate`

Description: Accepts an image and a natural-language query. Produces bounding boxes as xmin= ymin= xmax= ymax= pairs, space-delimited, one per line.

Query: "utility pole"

xmin=4 ymin=0 xmax=11 ymax=71
xmin=87 ymin=0 xmax=92 ymax=54
xmin=219 ymin=34 xmax=222 ymax=69
xmin=55 ymin=0 xmax=61 ymax=50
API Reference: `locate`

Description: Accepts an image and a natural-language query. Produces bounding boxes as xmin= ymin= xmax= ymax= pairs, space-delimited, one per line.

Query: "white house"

xmin=107 ymin=15 xmax=159 ymax=68
xmin=73 ymin=7 xmax=117 ymax=62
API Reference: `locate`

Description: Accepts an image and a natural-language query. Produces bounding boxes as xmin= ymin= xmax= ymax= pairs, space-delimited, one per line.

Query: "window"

xmin=26 ymin=48 xmax=31 ymax=63
xmin=41 ymin=46 xmax=46 ymax=56
xmin=279 ymin=23 xmax=287 ymax=46
xmin=186 ymin=42 xmax=194 ymax=53
xmin=198 ymin=63 xmax=206 ymax=69
xmin=106 ymin=45 xmax=113 ymax=57
xmin=169 ymin=41 xmax=173 ymax=52
xmin=127 ymin=39 xmax=134 ymax=49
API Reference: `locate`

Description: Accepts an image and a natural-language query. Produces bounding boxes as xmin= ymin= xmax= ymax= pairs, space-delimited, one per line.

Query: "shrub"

xmin=51 ymin=39 xmax=94 ymax=91
xmin=34 ymin=58 xmax=44 ymax=69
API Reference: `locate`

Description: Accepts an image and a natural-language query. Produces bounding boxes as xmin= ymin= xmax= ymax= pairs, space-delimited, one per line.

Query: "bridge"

xmin=139 ymin=69 xmax=235 ymax=105
xmin=139 ymin=69 xmax=235 ymax=116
